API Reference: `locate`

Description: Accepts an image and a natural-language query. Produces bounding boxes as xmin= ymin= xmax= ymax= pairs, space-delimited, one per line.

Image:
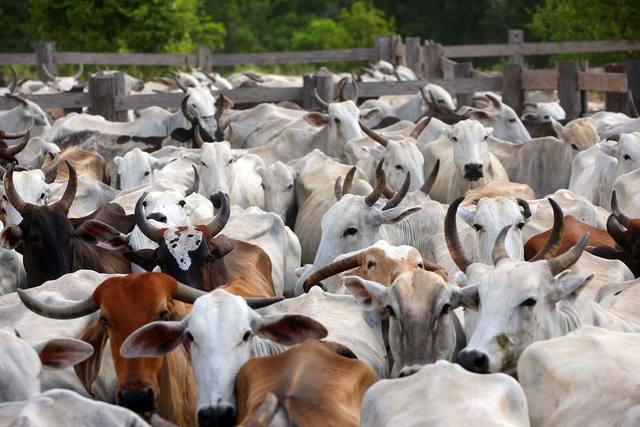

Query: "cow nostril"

xmin=456 ymin=350 xmax=490 ymax=374
xmin=117 ymin=388 xmax=155 ymax=413
xmin=198 ymin=404 xmax=236 ymax=427
xmin=146 ymin=213 xmax=167 ymax=224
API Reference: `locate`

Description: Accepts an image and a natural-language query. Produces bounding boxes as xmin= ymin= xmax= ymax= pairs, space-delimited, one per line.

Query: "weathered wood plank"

xmin=440 ymin=57 xmax=457 ymax=80
xmin=557 ymin=61 xmax=582 ymax=120
xmin=356 ymin=78 xmax=503 ymax=97
xmin=443 ymin=44 xmax=515 ymax=58
xmin=502 ymin=64 xmax=524 ymax=115
xmin=454 ymin=62 xmax=474 ymax=107
xmin=0 ymin=53 xmax=38 ymax=65
xmin=521 ymin=69 xmax=557 ymax=90
xmin=0 ymin=93 xmax=91 ymax=110
xmin=579 ymin=72 xmax=627 ymax=92
xmin=626 ymin=60 xmax=640 ymax=113
xmin=404 ymin=37 xmax=422 ymax=76
xmin=521 ymin=40 xmax=640 ymax=56
xmin=211 ymin=48 xmax=376 ymax=66
xmin=55 ymin=52 xmax=197 ymax=66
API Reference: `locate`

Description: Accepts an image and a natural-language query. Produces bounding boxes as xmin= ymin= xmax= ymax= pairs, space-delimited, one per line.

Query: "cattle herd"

xmin=0 ymin=58 xmax=640 ymax=427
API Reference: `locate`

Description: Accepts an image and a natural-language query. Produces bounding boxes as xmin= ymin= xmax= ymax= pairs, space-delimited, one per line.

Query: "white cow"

xmin=420 ymin=119 xmax=509 ymax=203
xmin=0 ymin=221 xmax=27 ymax=295
xmin=468 ymin=94 xmax=531 ymax=142
xmin=259 ymin=161 xmax=297 ymax=225
xmin=594 ymin=111 xmax=640 ymax=138
xmin=361 ymin=360 xmax=530 ymax=427
xmin=0 ymin=163 xmax=60 ymax=225
xmin=613 ymin=168 xmax=640 ymax=217
xmin=112 ymin=148 xmax=177 ymax=190
xmin=0 ymin=95 xmax=51 ymax=137
xmin=522 ymin=101 xmax=566 ymax=122
xmin=519 ymin=326 xmax=640 ymax=427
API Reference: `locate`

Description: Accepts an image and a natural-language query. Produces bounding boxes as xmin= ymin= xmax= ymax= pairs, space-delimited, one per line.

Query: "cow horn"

xmin=50 ymin=161 xmax=77 ymax=213
xmin=41 ymin=153 xmax=61 ymax=184
xmin=516 ymin=198 xmax=532 ymax=220
xmin=611 ymin=191 xmax=631 ymax=228
xmin=5 ymin=93 xmax=29 ymax=107
xmin=193 ymin=123 xmax=205 ymax=148
xmin=4 ymin=164 xmax=38 ymax=214
xmin=383 ymin=172 xmax=410 ymax=210
xmin=173 ymin=281 xmax=206 ymax=304
xmin=181 ymin=95 xmax=195 ymax=122
xmin=244 ymin=296 xmax=284 ymax=309
xmin=349 ymin=79 xmax=359 ymax=102
xmin=485 ymin=93 xmax=502 ymax=109
xmin=335 ymin=167 xmax=356 ymax=201
xmin=365 ymin=160 xmax=386 ymax=207
xmin=547 ymin=233 xmax=590 ymax=276
xmin=334 ymin=177 xmax=344 ymax=201
xmin=135 ymin=192 xmax=164 ymax=243
xmin=336 ymin=77 xmax=348 ymax=102
xmin=17 ymin=289 xmax=99 ymax=320
xmin=7 ymin=66 xmax=17 ymax=93
xmin=203 ymin=70 xmax=218 ymax=84
xmin=0 ymin=131 xmax=30 ymax=161
xmin=206 ymin=192 xmax=230 ymax=238
xmin=445 ymin=196 xmax=472 ymax=272
xmin=529 ymin=198 xmax=565 ymax=261
xmin=303 ymin=254 xmax=361 ymax=292
xmin=420 ymin=159 xmax=440 ymax=197
xmin=185 ymin=165 xmax=199 ymax=197
xmin=0 ymin=165 xmax=6 ymax=177
xmin=314 ymin=88 xmax=330 ymax=111
xmin=174 ymin=74 xmax=188 ymax=93
xmin=0 ymin=119 xmax=33 ymax=140
xmin=41 ymin=63 xmax=57 ymax=80
xmin=492 ymin=225 xmax=512 ymax=265
xmin=420 ymin=88 xmax=437 ymax=110
xmin=359 ymin=122 xmax=390 ymax=148
xmin=410 ymin=115 xmax=432 ymax=140
xmin=627 ymin=91 xmax=639 ymax=118
xmin=73 ymin=63 xmax=84 ymax=80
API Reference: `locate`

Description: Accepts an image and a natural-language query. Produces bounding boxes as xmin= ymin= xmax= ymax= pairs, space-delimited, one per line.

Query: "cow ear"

xmin=343 ymin=276 xmax=387 ymax=312
xmin=360 ymin=108 xmax=383 ymax=121
xmin=597 ymin=142 xmax=617 ymax=158
xmin=74 ymin=322 xmax=108 ymax=396
xmin=0 ymin=225 xmax=23 ymax=249
xmin=34 ymin=338 xmax=94 ymax=369
xmin=547 ymin=271 xmax=594 ymax=303
xmin=253 ymin=314 xmax=328 ymax=346
xmin=457 ymin=206 xmax=474 ymax=225
xmin=170 ymin=128 xmax=193 ymax=142
xmin=551 ymin=119 xmax=565 ymax=139
xmin=73 ymin=220 xmax=129 ymax=250
xmin=151 ymin=157 xmax=177 ymax=170
xmin=124 ymin=249 xmax=158 ymax=271
xmin=120 ymin=319 xmax=188 ymax=358
xmin=362 ymin=146 xmax=385 ymax=160
xmin=379 ymin=206 xmax=422 ymax=225
xmin=303 ymin=112 xmax=329 ymax=127
xmin=450 ymin=284 xmax=479 ymax=311
xmin=182 ymin=153 xmax=200 ymax=164
xmin=113 ymin=156 xmax=122 ymax=167
xmin=469 ymin=110 xmax=491 ymax=121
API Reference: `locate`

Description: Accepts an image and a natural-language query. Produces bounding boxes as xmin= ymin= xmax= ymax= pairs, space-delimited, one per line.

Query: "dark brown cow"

xmin=236 ymin=339 xmax=377 ymax=427
xmin=126 ymin=192 xmax=275 ymax=297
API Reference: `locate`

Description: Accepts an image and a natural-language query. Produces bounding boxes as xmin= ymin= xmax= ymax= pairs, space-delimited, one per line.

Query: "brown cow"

xmin=126 ymin=192 xmax=275 ymax=297
xmin=43 ymin=146 xmax=106 ymax=182
xmin=235 ymin=339 xmax=377 ymax=427
xmin=461 ymin=181 xmax=536 ymax=207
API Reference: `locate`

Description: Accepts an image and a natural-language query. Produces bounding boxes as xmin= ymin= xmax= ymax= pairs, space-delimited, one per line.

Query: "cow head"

xmin=259 ymin=161 xmax=296 ymax=223
xmin=449 ymin=196 xmax=535 ymax=264
xmin=184 ymin=141 xmax=244 ymax=200
xmin=0 ymin=327 xmax=93 ymax=402
xmin=112 ymin=148 xmax=177 ymax=190
xmin=120 ymin=288 xmax=323 ymax=427
xmin=446 ymin=119 xmax=493 ymax=181
xmin=41 ymin=63 xmax=84 ymax=92
xmin=469 ymin=94 xmax=530 ymax=143
xmin=171 ymin=88 xmax=233 ymax=145
xmin=4 ymin=94 xmax=51 ymax=127
xmin=598 ymin=133 xmax=640 ymax=176
xmin=126 ymin=191 xmax=231 ymax=289
xmin=551 ymin=117 xmax=599 ymax=152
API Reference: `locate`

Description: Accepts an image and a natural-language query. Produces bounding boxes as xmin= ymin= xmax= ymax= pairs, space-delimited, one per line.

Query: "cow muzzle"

xmin=197 ymin=404 xmax=236 ymax=427
xmin=455 ymin=349 xmax=490 ymax=374
xmin=117 ymin=387 xmax=156 ymax=413
xmin=463 ymin=163 xmax=484 ymax=180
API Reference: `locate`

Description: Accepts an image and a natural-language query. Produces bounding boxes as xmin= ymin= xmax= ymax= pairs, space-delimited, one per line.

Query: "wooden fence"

xmin=0 ymin=30 xmax=639 ymax=120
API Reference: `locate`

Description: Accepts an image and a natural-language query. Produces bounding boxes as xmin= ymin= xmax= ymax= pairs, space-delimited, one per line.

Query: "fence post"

xmin=454 ymin=62 xmax=473 ymax=107
xmin=376 ymin=36 xmax=393 ymax=63
xmin=302 ymin=71 xmax=334 ymax=110
xmin=579 ymin=60 xmax=589 ymax=114
xmin=557 ymin=60 xmax=582 ymax=120
xmin=508 ymin=29 xmax=524 ymax=65
xmin=423 ymin=41 xmax=443 ymax=80
xmin=35 ymin=42 xmax=57 ymax=82
xmin=502 ymin=63 xmax=524 ymax=115
xmin=604 ymin=63 xmax=627 ymax=112
xmin=89 ymin=72 xmax=127 ymax=122
xmin=392 ymin=35 xmax=404 ymax=66
xmin=626 ymin=60 xmax=640 ymax=114
xmin=197 ymin=45 xmax=213 ymax=72
xmin=405 ymin=37 xmax=422 ymax=76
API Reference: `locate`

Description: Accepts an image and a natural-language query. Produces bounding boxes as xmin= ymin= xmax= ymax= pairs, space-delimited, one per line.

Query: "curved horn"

xmin=335 ymin=167 xmax=356 ymax=201
xmin=420 ymin=87 xmax=437 ymax=110
xmin=4 ymin=164 xmax=38 ymax=214
xmin=174 ymin=73 xmax=188 ymax=93
xmin=303 ymin=254 xmax=361 ymax=292
xmin=41 ymin=63 xmax=57 ymax=80
xmin=244 ymin=296 xmax=284 ymax=309
xmin=41 ymin=153 xmax=61 ymax=184
xmin=365 ymin=160 xmax=386 ymax=207
xmin=410 ymin=115 xmax=432 ymax=140
xmin=547 ymin=233 xmax=590 ymax=276
xmin=203 ymin=70 xmax=218 ymax=84
xmin=73 ymin=63 xmax=84 ymax=80
xmin=382 ymin=172 xmax=410 ymax=210
xmin=336 ymin=77 xmax=348 ymax=102
xmin=445 ymin=196 xmax=472 ymax=272
xmin=17 ymin=289 xmax=98 ymax=320
xmin=420 ymin=159 xmax=440 ymax=196
xmin=529 ymin=198 xmax=565 ymax=262
xmin=134 ymin=192 xmax=164 ymax=243
xmin=611 ymin=191 xmax=631 ymax=228
xmin=0 ymin=119 xmax=33 ymax=140
xmin=349 ymin=79 xmax=359 ymax=102
xmin=492 ymin=225 xmax=512 ymax=266
xmin=180 ymin=95 xmax=195 ymax=122
xmin=516 ymin=198 xmax=532 ymax=220
xmin=185 ymin=165 xmax=199 ymax=197
xmin=485 ymin=93 xmax=502 ymax=109
xmin=172 ymin=281 xmax=206 ymax=304
xmin=314 ymin=88 xmax=331 ymax=111
xmin=627 ymin=91 xmax=639 ymax=119
xmin=359 ymin=122 xmax=390 ymax=148
xmin=5 ymin=93 xmax=29 ymax=107
xmin=50 ymin=161 xmax=76 ymax=213
xmin=206 ymin=192 xmax=230 ymax=238
xmin=334 ymin=176 xmax=344 ymax=201
xmin=7 ymin=66 xmax=17 ymax=93
xmin=193 ymin=123 xmax=205 ymax=148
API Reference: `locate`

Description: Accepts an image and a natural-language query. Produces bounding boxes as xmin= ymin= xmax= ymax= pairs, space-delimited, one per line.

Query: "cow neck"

xmin=309 ymin=125 xmax=342 ymax=161
xmin=157 ymin=345 xmax=196 ymax=427
xmin=557 ymin=295 xmax=640 ymax=335
xmin=394 ymin=94 xmax=424 ymax=122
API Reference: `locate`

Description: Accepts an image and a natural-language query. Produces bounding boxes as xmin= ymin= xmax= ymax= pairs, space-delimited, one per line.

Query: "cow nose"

xmin=146 ymin=212 xmax=168 ymax=224
xmin=117 ymin=388 xmax=155 ymax=413
xmin=398 ymin=365 xmax=421 ymax=378
xmin=456 ymin=349 xmax=490 ymax=374
xmin=463 ymin=163 xmax=484 ymax=180
xmin=198 ymin=405 xmax=236 ymax=427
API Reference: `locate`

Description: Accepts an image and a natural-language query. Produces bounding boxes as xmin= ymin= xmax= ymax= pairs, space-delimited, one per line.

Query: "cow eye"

xmin=343 ymin=227 xmax=358 ymax=237
xmin=144 ymin=171 xmax=150 ymax=176
xmin=385 ymin=305 xmax=395 ymax=317
xmin=395 ymin=165 xmax=403 ymax=170
xmin=287 ymin=183 xmax=293 ymax=190
xmin=185 ymin=331 xmax=194 ymax=342
xmin=242 ymin=330 xmax=252 ymax=342
xmin=178 ymin=200 xmax=186 ymax=207
xmin=2 ymin=195 xmax=6 ymax=201
xmin=40 ymin=192 xmax=45 ymax=199
xmin=544 ymin=115 xmax=550 ymax=120
xmin=451 ymin=136 xmax=458 ymax=142
xmin=99 ymin=316 xmax=108 ymax=326
xmin=571 ymin=144 xmax=579 ymax=150
xmin=520 ymin=297 xmax=537 ymax=307
xmin=472 ymin=224 xmax=483 ymax=232
xmin=260 ymin=182 xmax=265 ymax=189
xmin=508 ymin=118 xmax=517 ymax=123
xmin=367 ymin=261 xmax=376 ymax=269
xmin=624 ymin=154 xmax=631 ymax=160
xmin=334 ymin=117 xmax=341 ymax=124
xmin=200 ymin=160 xmax=207 ymax=167
xmin=159 ymin=310 xmax=171 ymax=321
xmin=228 ymin=158 xmax=234 ymax=165
xmin=441 ymin=303 xmax=452 ymax=316
xmin=142 ymin=201 xmax=147 ymax=208
xmin=517 ymin=222 xmax=525 ymax=229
